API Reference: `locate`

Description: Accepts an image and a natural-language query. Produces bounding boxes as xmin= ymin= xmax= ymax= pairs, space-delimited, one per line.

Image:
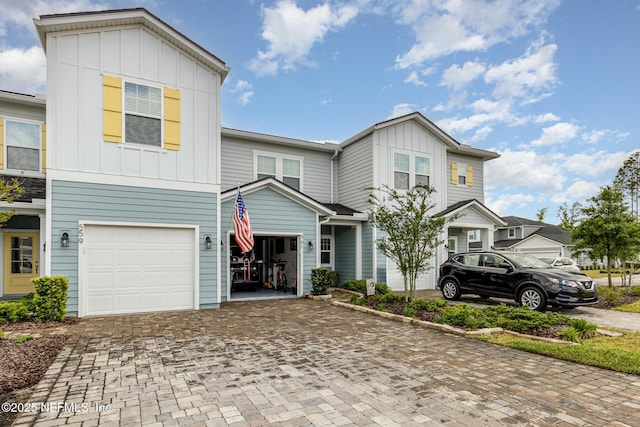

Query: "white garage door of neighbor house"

xmin=83 ymin=225 xmax=196 ymax=316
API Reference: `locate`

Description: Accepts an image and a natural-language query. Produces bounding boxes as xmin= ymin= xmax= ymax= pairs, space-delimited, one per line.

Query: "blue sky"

xmin=1 ymin=0 xmax=638 ymax=222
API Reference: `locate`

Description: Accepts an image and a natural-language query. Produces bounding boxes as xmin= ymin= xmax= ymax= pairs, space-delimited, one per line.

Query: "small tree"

xmin=368 ymin=185 xmax=454 ymax=301
xmin=572 ymin=186 xmax=640 ymax=287
xmin=556 ymin=201 xmax=582 ymax=230
xmin=614 ymin=151 xmax=640 ymax=218
xmin=535 ymin=207 xmax=548 ymax=221
xmin=0 ymin=177 xmax=24 ymax=225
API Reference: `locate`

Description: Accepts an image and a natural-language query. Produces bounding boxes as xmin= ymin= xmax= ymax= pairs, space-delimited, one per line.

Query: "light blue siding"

xmin=361 ymin=221 xmax=373 ymax=279
xmin=220 ymin=187 xmax=318 ymax=299
xmin=334 ymin=225 xmax=356 ymax=283
xmin=50 ymin=180 xmax=218 ymax=315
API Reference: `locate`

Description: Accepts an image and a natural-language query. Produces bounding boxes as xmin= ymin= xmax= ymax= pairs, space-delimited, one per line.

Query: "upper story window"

xmin=451 ymin=162 xmax=473 ymax=186
xmin=3 ymin=119 xmax=42 ymax=172
xmin=507 ymin=228 xmax=516 ymax=239
xmin=103 ymin=75 xmax=180 ymax=151
xmin=393 ymin=152 xmax=430 ymax=190
xmin=468 ymin=229 xmax=480 ymax=241
xmin=124 ymin=82 xmax=162 ymax=147
xmin=255 ymin=151 xmax=303 ymax=191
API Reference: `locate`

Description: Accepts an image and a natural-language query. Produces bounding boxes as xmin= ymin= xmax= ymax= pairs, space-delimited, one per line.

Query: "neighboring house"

xmin=0 ymin=8 xmax=504 ymax=315
xmin=493 ymin=216 xmax=575 ymax=260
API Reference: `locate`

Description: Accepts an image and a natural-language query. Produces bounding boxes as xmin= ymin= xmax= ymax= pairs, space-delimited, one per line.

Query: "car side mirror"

xmin=500 ymin=263 xmax=513 ymax=272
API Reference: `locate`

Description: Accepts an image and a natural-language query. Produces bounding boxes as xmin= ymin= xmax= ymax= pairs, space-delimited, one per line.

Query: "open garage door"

xmin=81 ymin=224 xmax=196 ymax=316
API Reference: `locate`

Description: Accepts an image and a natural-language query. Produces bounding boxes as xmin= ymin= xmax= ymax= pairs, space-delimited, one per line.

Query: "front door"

xmin=3 ymin=232 xmax=39 ymax=295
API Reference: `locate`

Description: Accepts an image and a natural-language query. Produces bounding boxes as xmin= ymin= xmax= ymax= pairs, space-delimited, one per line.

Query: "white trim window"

xmin=124 ymin=81 xmax=162 ymax=147
xmin=393 ymin=151 xmax=430 ymax=190
xmin=508 ymin=228 xmax=517 ymax=239
xmin=468 ymin=229 xmax=480 ymax=241
xmin=457 ymin=163 xmax=468 ymax=185
xmin=320 ymin=235 xmax=333 ymax=267
xmin=4 ymin=118 xmax=42 ymax=172
xmin=447 ymin=237 xmax=457 ymax=256
xmin=254 ymin=151 xmax=303 ymax=191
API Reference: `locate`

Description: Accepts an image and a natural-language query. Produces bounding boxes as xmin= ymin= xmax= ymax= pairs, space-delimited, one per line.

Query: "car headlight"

xmin=548 ymin=278 xmax=579 ymax=288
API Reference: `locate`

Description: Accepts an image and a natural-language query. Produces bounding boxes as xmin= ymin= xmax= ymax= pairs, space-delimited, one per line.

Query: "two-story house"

xmin=493 ymin=216 xmax=575 ymax=259
xmin=0 ymin=8 xmax=504 ymax=315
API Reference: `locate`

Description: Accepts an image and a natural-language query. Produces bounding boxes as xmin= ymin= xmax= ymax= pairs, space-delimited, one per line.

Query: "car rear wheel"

xmin=519 ymin=286 xmax=546 ymax=311
xmin=440 ymin=279 xmax=461 ymax=300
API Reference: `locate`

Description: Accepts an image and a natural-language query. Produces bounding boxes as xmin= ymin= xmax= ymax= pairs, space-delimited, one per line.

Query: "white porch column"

xmin=355 ymin=223 xmax=362 ymax=279
xmin=481 ymin=227 xmax=495 ymax=250
xmin=39 ymin=213 xmax=46 ymax=277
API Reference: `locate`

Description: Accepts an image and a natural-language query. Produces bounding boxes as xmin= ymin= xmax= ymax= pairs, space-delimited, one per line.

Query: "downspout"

xmin=330 ymin=149 xmax=339 ymax=204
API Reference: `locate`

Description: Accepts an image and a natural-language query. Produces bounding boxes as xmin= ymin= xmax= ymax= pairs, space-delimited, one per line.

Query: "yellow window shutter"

xmin=451 ymin=163 xmax=458 ymax=185
xmin=0 ymin=117 xmax=4 ymax=170
xmin=466 ymin=165 xmax=473 ymax=186
xmin=164 ymin=87 xmax=180 ymax=151
xmin=103 ymin=75 xmax=122 ymax=143
xmin=41 ymin=123 xmax=46 ymax=172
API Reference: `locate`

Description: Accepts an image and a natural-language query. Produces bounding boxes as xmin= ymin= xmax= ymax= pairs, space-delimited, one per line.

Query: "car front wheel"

xmin=519 ymin=286 xmax=546 ymax=311
xmin=440 ymin=278 xmax=461 ymax=300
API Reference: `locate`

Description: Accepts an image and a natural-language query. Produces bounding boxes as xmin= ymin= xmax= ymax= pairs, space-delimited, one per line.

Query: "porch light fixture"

xmin=308 ymin=240 xmax=313 ymax=250
xmin=205 ymin=235 xmax=212 ymax=250
xmin=60 ymin=232 xmax=69 ymax=248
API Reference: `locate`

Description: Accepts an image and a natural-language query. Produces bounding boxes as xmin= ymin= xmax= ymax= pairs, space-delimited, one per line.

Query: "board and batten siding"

xmin=337 ymin=137 xmax=373 ymax=212
xmin=50 ymin=180 xmax=218 ymax=315
xmin=373 ymin=121 xmax=447 ymax=212
xmin=46 ymin=27 xmax=221 ymax=184
xmin=220 ymin=136 xmax=333 ymax=201
xmin=447 ymin=153 xmax=485 ymax=204
xmin=220 ymin=187 xmax=318 ymax=299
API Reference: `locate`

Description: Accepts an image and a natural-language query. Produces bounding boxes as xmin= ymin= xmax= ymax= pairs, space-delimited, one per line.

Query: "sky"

xmin=0 ymin=0 xmax=638 ymax=223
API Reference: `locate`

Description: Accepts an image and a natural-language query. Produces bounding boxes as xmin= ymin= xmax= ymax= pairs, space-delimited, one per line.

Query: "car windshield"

xmin=506 ymin=253 xmax=552 ymax=269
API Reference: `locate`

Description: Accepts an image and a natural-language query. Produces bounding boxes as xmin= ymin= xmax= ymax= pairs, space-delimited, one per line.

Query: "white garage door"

xmin=82 ymin=225 xmax=196 ymax=316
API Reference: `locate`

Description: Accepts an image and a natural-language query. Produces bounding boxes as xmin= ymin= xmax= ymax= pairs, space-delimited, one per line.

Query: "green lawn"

xmin=582 ymin=270 xmax=621 ymax=279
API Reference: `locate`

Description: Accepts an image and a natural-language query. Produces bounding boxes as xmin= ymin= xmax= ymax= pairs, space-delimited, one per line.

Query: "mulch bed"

xmin=0 ymin=318 xmax=77 ymax=427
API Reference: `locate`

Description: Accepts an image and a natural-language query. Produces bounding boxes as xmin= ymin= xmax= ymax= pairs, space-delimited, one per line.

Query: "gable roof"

xmin=221 ymin=177 xmax=335 ymax=216
xmin=34 ymin=8 xmax=229 ymax=81
xmin=496 ymin=216 xmax=573 ymax=247
xmin=435 ymin=199 xmax=506 ymax=226
xmin=341 ymin=112 xmax=500 ymax=160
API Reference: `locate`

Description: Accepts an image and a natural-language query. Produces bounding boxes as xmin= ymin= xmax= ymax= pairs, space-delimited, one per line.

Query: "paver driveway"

xmin=13 ymin=298 xmax=640 ymax=426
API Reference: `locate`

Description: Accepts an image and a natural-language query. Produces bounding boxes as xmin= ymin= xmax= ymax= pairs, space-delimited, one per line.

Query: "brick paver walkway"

xmin=12 ymin=298 xmax=640 ymax=426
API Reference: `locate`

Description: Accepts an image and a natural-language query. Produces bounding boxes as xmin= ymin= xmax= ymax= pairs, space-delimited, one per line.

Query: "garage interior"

xmin=230 ymin=235 xmax=299 ymax=300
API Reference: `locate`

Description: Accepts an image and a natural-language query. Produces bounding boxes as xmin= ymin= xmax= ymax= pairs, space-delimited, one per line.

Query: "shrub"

xmin=560 ymin=327 xmax=579 ymax=342
xmin=408 ymin=298 xmax=448 ymax=312
xmin=349 ymin=295 xmax=364 ymax=305
xmin=403 ymin=307 xmax=416 ymax=318
xmin=0 ymin=301 xmax=30 ymax=323
xmin=327 ymin=270 xmax=339 ymax=287
xmin=599 ymin=286 xmax=622 ymax=304
xmin=436 ymin=304 xmax=491 ymax=329
xmin=31 ymin=276 xmax=69 ymax=321
xmin=483 ymin=304 xmax=568 ymax=334
xmin=376 ymin=303 xmax=388 ymax=312
xmin=378 ymin=292 xmax=402 ymax=303
xmin=21 ymin=293 xmax=36 ymax=313
xmin=0 ymin=330 xmax=4 ymax=339
xmin=629 ymin=286 xmax=640 ymax=297
xmin=311 ymin=268 xmax=331 ymax=295
xmin=13 ymin=335 xmax=33 ymax=344
xmin=568 ymin=318 xmax=598 ymax=340
xmin=340 ymin=279 xmax=389 ymax=295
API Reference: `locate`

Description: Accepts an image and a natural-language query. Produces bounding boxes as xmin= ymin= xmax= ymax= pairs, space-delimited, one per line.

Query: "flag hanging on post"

xmin=233 ymin=189 xmax=254 ymax=253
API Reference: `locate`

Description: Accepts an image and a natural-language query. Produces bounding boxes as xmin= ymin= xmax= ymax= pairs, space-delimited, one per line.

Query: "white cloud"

xmin=534 ymin=113 xmax=560 ymax=124
xmin=580 ymin=129 xmax=608 ymax=145
xmin=404 ymin=70 xmax=427 ymax=86
xmin=0 ymin=46 xmax=46 ymax=93
xmin=530 ymin=122 xmax=579 ymax=146
xmin=484 ymin=42 xmax=558 ymax=100
xmin=486 ymin=193 xmax=535 ymax=216
xmin=441 ymin=61 xmax=485 ymax=91
xmin=485 ymin=148 xmax=565 ymax=193
xmin=229 ymin=80 xmax=254 ymax=106
xmin=248 ymin=0 xmax=358 ymax=75
xmin=393 ymin=0 xmax=560 ymax=68
xmin=550 ymin=180 xmax=600 ymax=204
xmin=388 ymin=103 xmax=417 ymax=119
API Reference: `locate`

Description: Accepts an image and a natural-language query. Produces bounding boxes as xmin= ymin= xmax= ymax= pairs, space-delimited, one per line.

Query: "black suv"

xmin=438 ymin=252 xmax=598 ymax=311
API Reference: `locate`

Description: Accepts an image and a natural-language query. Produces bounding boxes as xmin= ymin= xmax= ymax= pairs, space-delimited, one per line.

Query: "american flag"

xmin=233 ymin=189 xmax=254 ymax=253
